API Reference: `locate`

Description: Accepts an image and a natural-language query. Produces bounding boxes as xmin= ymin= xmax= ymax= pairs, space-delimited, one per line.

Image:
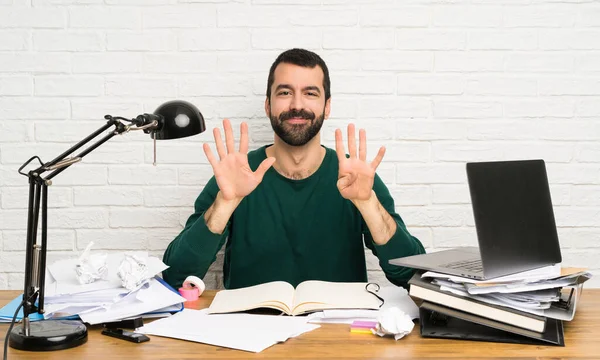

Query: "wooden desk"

xmin=1 ymin=289 xmax=599 ymax=359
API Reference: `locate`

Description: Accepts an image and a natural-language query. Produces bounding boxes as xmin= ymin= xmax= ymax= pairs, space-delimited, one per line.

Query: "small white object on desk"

xmin=118 ymin=253 xmax=150 ymax=291
xmin=372 ymin=307 xmax=415 ymax=341
xmin=178 ymin=275 xmax=206 ymax=301
xmin=75 ymin=241 xmax=108 ymax=285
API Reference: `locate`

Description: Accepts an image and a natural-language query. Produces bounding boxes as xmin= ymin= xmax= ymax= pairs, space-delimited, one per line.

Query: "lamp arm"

xmin=18 ymin=116 xmax=148 ymax=323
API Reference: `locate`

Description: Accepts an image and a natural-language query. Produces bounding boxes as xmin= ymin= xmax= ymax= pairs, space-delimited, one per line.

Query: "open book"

xmin=206 ymin=280 xmax=382 ymax=316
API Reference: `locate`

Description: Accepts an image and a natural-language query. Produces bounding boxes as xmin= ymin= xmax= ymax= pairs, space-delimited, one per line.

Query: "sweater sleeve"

xmin=162 ymin=176 xmax=229 ymax=289
xmin=362 ymin=174 xmax=426 ymax=288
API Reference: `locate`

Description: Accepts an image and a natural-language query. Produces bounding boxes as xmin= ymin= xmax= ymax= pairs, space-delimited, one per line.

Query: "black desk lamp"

xmin=6 ymin=100 xmax=205 ymax=352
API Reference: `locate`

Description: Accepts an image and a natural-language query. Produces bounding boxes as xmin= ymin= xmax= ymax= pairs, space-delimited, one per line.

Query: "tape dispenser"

xmin=178 ymin=275 xmax=206 ymax=301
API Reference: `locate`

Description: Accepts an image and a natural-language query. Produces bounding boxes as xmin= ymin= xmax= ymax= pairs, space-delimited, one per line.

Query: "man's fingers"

xmin=358 ymin=128 xmax=366 ymax=161
xmin=203 ymin=143 xmax=218 ymax=168
xmin=371 ymin=146 xmax=386 ymax=171
xmin=335 ymin=129 xmax=346 ymax=163
xmin=214 ymin=127 xmax=226 ymax=160
xmin=347 ymin=124 xmax=357 ymax=159
xmin=239 ymin=122 xmax=249 ymax=154
xmin=223 ymin=119 xmax=235 ymax=154
xmin=255 ymin=157 xmax=276 ymax=181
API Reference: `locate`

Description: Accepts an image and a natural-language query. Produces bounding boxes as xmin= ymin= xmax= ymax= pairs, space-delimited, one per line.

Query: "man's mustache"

xmin=278 ymin=109 xmax=315 ymax=122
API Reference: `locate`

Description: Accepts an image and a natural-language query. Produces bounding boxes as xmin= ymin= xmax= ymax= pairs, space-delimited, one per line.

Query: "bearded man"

xmin=162 ymin=48 xmax=425 ymax=290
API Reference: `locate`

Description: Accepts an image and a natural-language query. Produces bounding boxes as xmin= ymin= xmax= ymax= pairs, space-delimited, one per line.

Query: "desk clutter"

xmin=0 ymin=246 xmax=186 ymax=325
xmin=133 ymin=282 xmax=420 ymax=352
xmin=0 ymin=246 xmax=423 ymax=354
xmin=407 ymin=265 xmax=592 ymax=346
xmin=5 ymin=245 xmax=589 ymax=352
xmin=1 ymin=244 xmax=592 ymax=354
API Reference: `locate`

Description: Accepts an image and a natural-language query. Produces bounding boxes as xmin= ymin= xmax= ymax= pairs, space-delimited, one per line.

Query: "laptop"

xmin=390 ymin=159 xmax=562 ymax=280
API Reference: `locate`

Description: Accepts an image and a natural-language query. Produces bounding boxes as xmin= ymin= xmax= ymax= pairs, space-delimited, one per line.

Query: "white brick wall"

xmin=1 ymin=1 xmax=599 ymax=291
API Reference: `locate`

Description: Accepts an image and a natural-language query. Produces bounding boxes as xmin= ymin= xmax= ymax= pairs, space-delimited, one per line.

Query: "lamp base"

xmin=9 ymin=319 xmax=88 ymax=351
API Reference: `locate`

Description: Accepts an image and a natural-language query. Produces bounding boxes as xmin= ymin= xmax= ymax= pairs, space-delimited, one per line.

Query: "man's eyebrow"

xmin=275 ymin=84 xmax=293 ymax=92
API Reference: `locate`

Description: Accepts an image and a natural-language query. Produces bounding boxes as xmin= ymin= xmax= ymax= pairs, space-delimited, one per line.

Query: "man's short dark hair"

xmin=266 ymin=48 xmax=331 ymax=102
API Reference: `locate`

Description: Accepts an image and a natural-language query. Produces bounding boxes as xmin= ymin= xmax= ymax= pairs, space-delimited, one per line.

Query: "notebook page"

xmin=207 ymin=281 xmax=295 ymax=314
xmin=292 ymin=281 xmax=380 ymax=315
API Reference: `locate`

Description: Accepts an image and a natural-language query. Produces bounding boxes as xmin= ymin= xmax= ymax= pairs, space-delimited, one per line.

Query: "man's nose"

xmin=289 ymin=93 xmax=303 ymax=110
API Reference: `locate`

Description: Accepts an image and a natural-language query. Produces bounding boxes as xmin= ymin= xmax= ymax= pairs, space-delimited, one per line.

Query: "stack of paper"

xmin=421 ymin=266 xmax=591 ymax=321
xmin=307 ymin=285 xmax=419 ymax=324
xmin=0 ymin=252 xmax=186 ymax=325
xmin=407 ymin=266 xmax=593 ymax=346
xmin=136 ymin=309 xmax=320 ymax=353
xmin=41 ymin=252 xmax=183 ymax=322
xmin=78 ymin=277 xmax=185 ymax=325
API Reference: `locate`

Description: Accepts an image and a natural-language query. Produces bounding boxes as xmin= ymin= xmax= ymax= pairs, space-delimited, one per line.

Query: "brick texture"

xmin=0 ymin=1 xmax=598 ymax=290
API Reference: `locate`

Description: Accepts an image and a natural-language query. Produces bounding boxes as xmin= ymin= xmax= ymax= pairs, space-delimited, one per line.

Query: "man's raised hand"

xmin=203 ymin=119 xmax=275 ymax=202
xmin=335 ymin=123 xmax=385 ymax=202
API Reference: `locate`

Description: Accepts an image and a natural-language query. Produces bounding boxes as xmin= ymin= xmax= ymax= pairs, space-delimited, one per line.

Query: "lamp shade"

xmin=152 ymin=100 xmax=205 ymax=140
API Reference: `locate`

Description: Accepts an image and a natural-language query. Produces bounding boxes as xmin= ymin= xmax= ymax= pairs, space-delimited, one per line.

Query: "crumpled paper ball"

xmin=75 ymin=241 xmax=108 ymax=285
xmin=117 ymin=253 xmax=149 ymax=291
xmin=372 ymin=306 xmax=415 ymax=341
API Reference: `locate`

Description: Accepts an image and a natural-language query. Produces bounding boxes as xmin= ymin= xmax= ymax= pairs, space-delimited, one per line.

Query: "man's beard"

xmin=269 ymin=107 xmax=325 ymax=146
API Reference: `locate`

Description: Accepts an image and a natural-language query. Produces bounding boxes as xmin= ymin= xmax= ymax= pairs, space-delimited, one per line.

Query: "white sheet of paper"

xmin=439 ymin=285 xmax=551 ymax=310
xmin=308 ymin=310 xmax=378 ymax=324
xmin=45 ymin=287 xmax=128 ymax=304
xmin=308 ymin=316 xmax=378 ymax=324
xmin=464 ymin=272 xmax=591 ymax=294
xmin=137 ymin=309 xmax=320 ymax=353
xmin=43 ymin=303 xmax=107 ymax=319
xmin=378 ymin=286 xmax=419 ymax=319
xmin=422 ymin=264 xmax=562 ymax=284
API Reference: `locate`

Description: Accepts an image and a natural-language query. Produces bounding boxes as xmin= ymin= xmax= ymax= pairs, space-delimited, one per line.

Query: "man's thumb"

xmin=337 ymin=175 xmax=350 ymax=189
xmin=255 ymin=157 xmax=276 ymax=180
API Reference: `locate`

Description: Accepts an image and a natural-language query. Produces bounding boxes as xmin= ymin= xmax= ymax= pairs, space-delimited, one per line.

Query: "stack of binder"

xmin=408 ymin=269 xmax=591 ymax=346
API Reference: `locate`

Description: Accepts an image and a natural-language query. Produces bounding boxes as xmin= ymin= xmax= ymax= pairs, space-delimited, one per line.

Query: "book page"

xmin=292 ymin=281 xmax=381 ymax=315
xmin=207 ymin=281 xmax=295 ymax=315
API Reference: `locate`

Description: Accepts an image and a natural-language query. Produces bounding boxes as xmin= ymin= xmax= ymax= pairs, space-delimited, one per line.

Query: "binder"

xmin=408 ymin=272 xmax=547 ymax=332
xmin=419 ymin=301 xmax=565 ymax=346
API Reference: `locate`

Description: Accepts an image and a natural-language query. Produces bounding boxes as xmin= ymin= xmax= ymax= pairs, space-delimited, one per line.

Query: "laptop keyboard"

xmin=441 ymin=259 xmax=484 ymax=273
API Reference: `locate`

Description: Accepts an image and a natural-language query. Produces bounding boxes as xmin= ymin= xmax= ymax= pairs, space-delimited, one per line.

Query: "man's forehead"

xmin=272 ymin=63 xmax=324 ymax=89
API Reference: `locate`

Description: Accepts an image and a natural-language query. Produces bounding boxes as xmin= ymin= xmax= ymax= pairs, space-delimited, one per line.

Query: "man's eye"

xmin=278 ymin=91 xmax=291 ymax=96
xmin=307 ymin=92 xmax=318 ymax=97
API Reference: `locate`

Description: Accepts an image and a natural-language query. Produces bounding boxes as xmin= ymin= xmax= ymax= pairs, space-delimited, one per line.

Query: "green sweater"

xmin=162 ymin=145 xmax=425 ymax=290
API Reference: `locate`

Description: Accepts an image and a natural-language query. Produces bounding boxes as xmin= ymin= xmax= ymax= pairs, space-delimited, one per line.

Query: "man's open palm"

xmin=335 ymin=124 xmax=385 ymax=201
xmin=203 ymin=119 xmax=275 ymax=202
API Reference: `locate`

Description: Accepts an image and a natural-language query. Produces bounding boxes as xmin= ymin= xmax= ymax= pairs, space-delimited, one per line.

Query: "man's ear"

xmin=324 ymin=98 xmax=331 ymax=120
xmin=264 ymin=97 xmax=271 ymax=118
